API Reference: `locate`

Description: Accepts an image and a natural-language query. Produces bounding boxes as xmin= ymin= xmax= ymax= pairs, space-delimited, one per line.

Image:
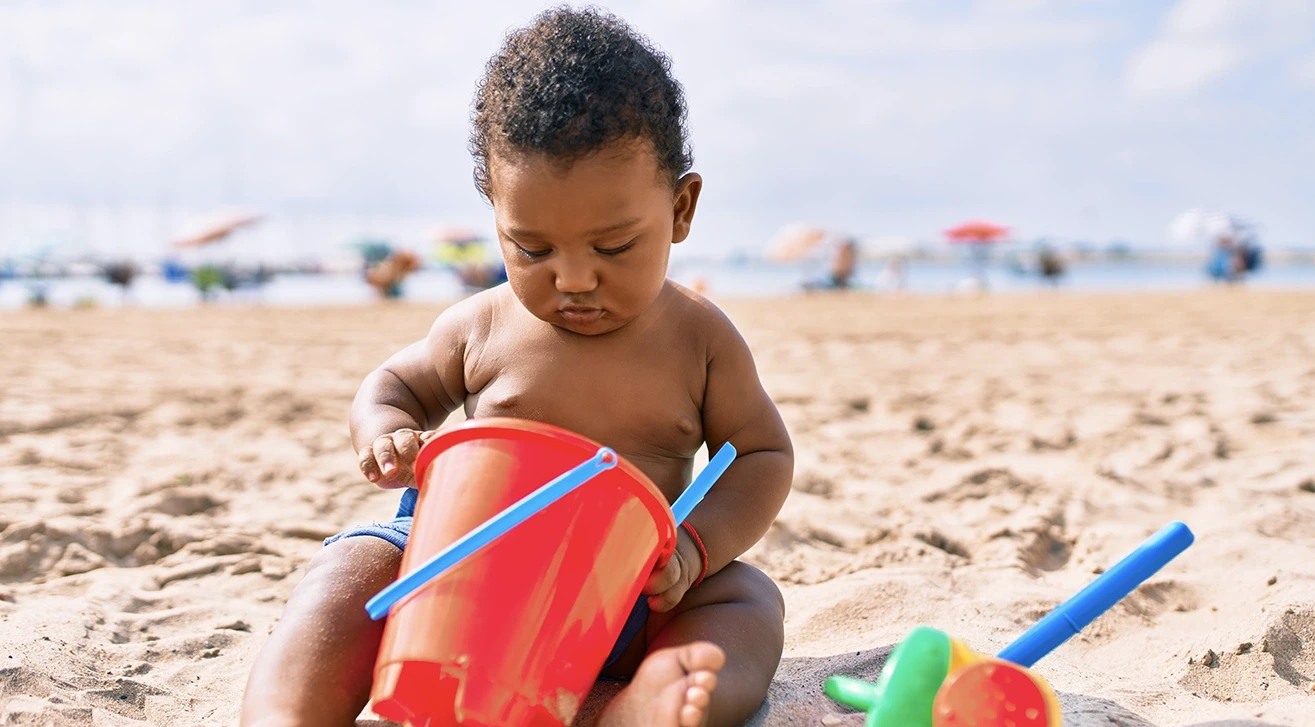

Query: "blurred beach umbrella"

xmin=431 ymin=225 xmax=492 ymax=266
xmin=1168 ymin=209 xmax=1248 ymax=247
xmin=945 ymin=220 xmax=1010 ymax=243
xmin=431 ymin=226 xmax=486 ymax=245
xmin=172 ymin=211 xmax=265 ymax=248
xmin=351 ymin=239 xmax=394 ymax=266
xmin=767 ymin=223 xmax=829 ymax=262
xmin=1167 ymin=208 xmax=1210 ymax=246
xmin=433 ymin=242 xmax=492 ymax=266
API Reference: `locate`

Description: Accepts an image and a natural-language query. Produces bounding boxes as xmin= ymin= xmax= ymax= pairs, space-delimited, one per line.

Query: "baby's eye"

xmin=596 ymin=238 xmax=638 ymax=256
xmin=516 ymin=245 xmax=551 ymax=259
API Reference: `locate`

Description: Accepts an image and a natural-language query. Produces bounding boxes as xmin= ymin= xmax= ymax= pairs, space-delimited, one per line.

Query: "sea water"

xmin=2 ymin=259 xmax=1313 ymax=310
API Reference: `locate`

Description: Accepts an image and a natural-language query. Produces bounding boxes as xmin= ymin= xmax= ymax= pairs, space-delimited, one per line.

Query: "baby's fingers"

xmin=647 ymin=588 xmax=683 ymax=614
xmin=373 ymin=437 xmax=400 ymax=478
xmin=394 ymin=429 xmax=423 ymax=469
xmin=644 ymin=558 xmax=682 ymax=596
xmin=358 ymin=446 xmax=382 ymax=483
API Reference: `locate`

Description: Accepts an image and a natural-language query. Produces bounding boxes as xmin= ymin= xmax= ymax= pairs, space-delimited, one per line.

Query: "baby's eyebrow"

xmin=584 ymin=217 xmax=643 ymax=237
xmin=504 ymin=217 xmax=643 ymax=242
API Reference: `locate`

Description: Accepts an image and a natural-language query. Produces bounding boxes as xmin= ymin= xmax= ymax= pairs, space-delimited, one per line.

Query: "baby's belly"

xmin=621 ymin=451 xmax=693 ymax=505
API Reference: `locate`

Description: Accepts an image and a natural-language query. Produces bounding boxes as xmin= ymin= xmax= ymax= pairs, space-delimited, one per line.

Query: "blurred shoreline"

xmin=3 ymin=258 xmax=1314 ymax=311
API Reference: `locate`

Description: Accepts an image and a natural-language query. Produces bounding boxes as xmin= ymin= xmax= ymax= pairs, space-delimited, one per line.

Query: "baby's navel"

xmin=676 ymin=416 xmax=697 ymax=435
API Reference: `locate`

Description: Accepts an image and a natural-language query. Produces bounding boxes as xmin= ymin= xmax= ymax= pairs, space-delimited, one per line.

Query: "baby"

xmin=240 ymin=8 xmax=793 ymax=727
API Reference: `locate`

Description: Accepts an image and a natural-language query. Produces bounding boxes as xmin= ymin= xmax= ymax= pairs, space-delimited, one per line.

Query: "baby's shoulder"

xmin=425 ymin=285 xmax=512 ymax=351
xmin=659 ymin=281 xmax=744 ymax=353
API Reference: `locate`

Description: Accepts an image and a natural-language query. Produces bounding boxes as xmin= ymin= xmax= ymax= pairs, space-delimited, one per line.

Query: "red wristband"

xmin=681 ymin=522 xmax=709 ymax=589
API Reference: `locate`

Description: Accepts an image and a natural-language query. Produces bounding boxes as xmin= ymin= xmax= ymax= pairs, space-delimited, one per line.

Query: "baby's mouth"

xmin=558 ymin=306 xmax=605 ymax=325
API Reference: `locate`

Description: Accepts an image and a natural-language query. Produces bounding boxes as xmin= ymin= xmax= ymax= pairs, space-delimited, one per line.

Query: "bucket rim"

xmin=413 ymin=417 xmax=678 ymax=560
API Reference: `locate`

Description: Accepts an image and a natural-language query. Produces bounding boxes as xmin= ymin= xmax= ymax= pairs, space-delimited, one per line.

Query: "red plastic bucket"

xmin=369 ymin=418 xmax=677 ymax=727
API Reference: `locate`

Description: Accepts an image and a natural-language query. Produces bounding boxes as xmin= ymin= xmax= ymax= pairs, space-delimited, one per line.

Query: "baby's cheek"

xmin=508 ymin=270 xmax=553 ymax=311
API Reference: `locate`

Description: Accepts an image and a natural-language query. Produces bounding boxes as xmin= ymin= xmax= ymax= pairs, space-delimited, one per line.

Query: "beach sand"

xmin=2 ymin=291 xmax=1313 ymax=726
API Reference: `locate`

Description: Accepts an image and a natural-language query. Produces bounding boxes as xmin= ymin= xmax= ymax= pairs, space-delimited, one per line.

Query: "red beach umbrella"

xmin=945 ymin=220 xmax=1010 ymax=243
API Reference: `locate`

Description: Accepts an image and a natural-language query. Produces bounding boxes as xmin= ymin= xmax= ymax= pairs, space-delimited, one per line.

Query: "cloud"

xmin=1125 ymin=38 xmax=1243 ymax=97
xmin=1293 ymin=52 xmax=1315 ymax=86
xmin=1 ymin=0 xmax=1313 ymax=259
xmin=1125 ymin=0 xmax=1315 ymax=97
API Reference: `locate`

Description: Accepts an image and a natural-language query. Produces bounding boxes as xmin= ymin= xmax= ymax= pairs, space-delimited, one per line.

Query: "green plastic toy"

xmin=824 ymin=626 xmax=950 ymax=727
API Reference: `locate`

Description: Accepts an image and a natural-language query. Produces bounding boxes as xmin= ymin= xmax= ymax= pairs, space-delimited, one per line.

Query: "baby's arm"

xmin=689 ymin=311 xmax=793 ymax=574
xmin=350 ymin=300 xmax=476 ymax=488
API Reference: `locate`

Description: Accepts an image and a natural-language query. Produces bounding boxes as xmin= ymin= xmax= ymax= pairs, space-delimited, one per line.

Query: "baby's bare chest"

xmin=464 ymin=335 xmax=707 ymax=468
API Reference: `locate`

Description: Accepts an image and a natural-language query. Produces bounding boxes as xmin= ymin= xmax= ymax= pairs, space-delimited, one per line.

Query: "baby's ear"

xmin=671 ymin=173 xmax=702 ymax=244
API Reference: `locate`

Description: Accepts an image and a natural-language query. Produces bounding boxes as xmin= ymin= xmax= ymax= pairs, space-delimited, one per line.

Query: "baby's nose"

xmin=554 ymin=263 xmax=598 ymax=294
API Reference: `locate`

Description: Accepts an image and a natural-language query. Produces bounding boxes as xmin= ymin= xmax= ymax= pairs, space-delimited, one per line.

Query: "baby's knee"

xmin=293 ymin=538 xmax=403 ymax=609
xmin=709 ymin=561 xmax=785 ymax=619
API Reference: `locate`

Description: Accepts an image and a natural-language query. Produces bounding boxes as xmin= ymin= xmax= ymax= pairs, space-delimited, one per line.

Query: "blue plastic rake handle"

xmin=672 ymin=443 xmax=737 ymax=525
xmin=998 ymin=521 xmax=1195 ymax=668
xmin=365 ymin=447 xmax=618 ymax=620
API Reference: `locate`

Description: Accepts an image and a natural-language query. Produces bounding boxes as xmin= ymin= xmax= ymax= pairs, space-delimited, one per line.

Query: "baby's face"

xmin=487 ymin=139 xmax=700 ymax=336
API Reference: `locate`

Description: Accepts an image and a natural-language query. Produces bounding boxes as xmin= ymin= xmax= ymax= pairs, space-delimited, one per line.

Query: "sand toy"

xmin=364 ymin=418 xmax=736 ymax=727
xmin=825 ymin=521 xmax=1195 ymax=727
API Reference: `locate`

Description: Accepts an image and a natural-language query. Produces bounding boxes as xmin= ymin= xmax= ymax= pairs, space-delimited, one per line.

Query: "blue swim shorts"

xmin=325 ymin=487 xmax=649 ymax=674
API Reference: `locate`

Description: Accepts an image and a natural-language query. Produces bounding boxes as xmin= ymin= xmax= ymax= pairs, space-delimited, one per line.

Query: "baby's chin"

xmin=542 ymin=310 xmax=632 ymax=336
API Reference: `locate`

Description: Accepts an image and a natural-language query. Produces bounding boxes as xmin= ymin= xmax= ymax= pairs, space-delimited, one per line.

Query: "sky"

xmin=1 ymin=0 xmax=1313 ymax=260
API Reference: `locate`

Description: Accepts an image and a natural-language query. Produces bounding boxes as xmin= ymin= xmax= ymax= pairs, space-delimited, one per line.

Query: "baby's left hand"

xmin=644 ymin=529 xmax=704 ymax=612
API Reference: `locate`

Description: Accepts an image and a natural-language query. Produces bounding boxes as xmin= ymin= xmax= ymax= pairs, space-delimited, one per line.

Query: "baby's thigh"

xmin=242 ymin=538 xmax=403 ymax=723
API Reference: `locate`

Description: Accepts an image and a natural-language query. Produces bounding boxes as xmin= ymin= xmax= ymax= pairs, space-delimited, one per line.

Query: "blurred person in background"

xmin=803 ymin=236 xmax=859 ymax=291
xmin=102 ymin=260 xmax=137 ymax=303
xmin=366 ymin=249 xmax=421 ymax=299
xmin=1206 ymin=220 xmax=1263 ymax=284
xmin=1037 ymin=244 xmax=1066 ymax=287
xmin=876 ymin=254 xmax=907 ymax=292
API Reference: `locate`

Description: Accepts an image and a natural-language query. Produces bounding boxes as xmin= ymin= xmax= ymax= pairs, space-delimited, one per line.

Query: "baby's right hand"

xmin=358 ymin=429 xmax=436 ymax=489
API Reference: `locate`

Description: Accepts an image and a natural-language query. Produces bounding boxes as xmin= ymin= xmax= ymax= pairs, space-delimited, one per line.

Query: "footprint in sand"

xmin=0 ymin=516 xmax=220 ymax=582
xmin=84 ymin=677 xmax=169 ymax=721
xmin=792 ymin=470 xmax=837 ymax=497
xmin=1252 ymin=501 xmax=1315 ymax=542
xmin=923 ymin=467 xmax=1038 ymax=504
xmin=143 ymin=486 xmax=224 ymax=517
xmin=913 ymin=529 xmax=971 ymax=559
xmin=981 ymin=513 xmax=1072 ymax=574
xmin=0 ymin=521 xmax=115 ymax=581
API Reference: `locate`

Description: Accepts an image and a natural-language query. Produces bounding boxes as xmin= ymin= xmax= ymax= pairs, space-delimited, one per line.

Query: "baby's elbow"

xmin=767 ymin=440 xmax=794 ymax=498
xmin=356 ymin=368 xmax=398 ymax=403
xmin=771 ymin=417 xmax=795 ymax=468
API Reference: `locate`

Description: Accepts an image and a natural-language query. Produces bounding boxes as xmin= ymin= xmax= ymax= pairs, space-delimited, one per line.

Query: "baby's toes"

xmin=678 ymin=673 xmax=717 ymax=727
xmin=688 ymin=669 xmax=718 ymax=695
xmin=685 ymin=683 xmax=710 ymax=710
xmin=680 ymin=642 xmax=726 ymax=675
xmin=678 ymin=699 xmax=707 ymax=727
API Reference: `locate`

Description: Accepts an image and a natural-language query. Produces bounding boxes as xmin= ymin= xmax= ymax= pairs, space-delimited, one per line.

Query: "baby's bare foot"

xmin=598 ymin=642 xmax=726 ymax=727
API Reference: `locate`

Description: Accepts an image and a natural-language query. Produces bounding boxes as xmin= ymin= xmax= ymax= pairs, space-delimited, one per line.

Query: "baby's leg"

xmin=240 ymin=538 xmax=402 ymax=727
xmin=601 ymin=562 xmax=785 ymax=727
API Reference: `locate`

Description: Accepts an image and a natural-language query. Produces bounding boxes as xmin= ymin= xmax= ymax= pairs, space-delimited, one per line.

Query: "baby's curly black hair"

xmin=469 ymin=6 xmax=693 ymax=200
